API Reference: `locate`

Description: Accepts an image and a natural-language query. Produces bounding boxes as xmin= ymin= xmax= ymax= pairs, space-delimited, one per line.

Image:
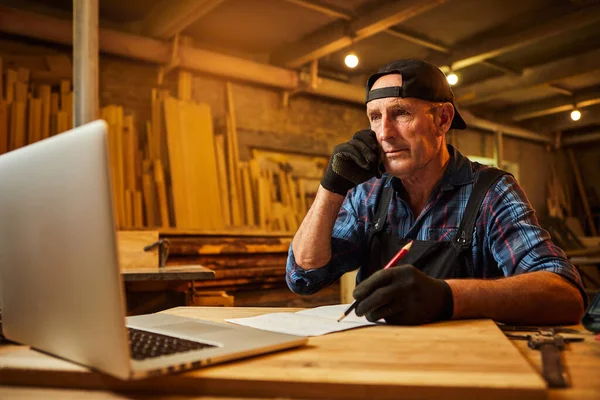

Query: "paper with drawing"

xmin=225 ymin=304 xmax=381 ymax=336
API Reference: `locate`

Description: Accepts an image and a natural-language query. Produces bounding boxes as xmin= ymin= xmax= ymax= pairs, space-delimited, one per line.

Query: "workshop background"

xmin=0 ymin=0 xmax=599 ymax=311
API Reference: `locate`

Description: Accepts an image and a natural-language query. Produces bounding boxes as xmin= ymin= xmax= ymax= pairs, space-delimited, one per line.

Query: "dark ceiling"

xmin=2 ymin=0 xmax=600 ymax=136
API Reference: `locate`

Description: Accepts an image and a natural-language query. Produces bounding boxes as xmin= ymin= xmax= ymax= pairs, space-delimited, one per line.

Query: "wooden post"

xmin=73 ymin=0 xmax=99 ymax=126
xmin=567 ymin=148 xmax=598 ymax=236
xmin=495 ymin=130 xmax=503 ymax=169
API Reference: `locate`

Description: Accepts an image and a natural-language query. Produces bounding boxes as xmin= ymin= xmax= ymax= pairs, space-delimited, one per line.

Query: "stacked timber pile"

xmin=0 ymin=59 xmax=73 ymax=155
xmin=164 ymin=233 xmax=340 ymax=307
xmin=1 ymin=58 xmax=324 ymax=233
xmin=136 ymin=79 xmax=326 ymax=233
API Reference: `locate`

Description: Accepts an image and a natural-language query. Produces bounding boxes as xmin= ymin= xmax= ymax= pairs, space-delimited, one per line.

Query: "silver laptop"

xmin=0 ymin=120 xmax=307 ymax=380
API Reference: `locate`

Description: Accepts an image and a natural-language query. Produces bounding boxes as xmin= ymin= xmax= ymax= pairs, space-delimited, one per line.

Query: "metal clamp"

xmin=143 ymin=238 xmax=170 ymax=268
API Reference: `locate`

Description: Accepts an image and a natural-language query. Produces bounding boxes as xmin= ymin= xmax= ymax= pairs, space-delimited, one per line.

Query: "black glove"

xmin=353 ymin=264 xmax=454 ymax=325
xmin=321 ymin=129 xmax=384 ymax=195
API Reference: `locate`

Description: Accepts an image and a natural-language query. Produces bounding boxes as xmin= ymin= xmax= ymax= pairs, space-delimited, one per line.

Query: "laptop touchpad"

xmin=155 ymin=321 xmax=232 ymax=337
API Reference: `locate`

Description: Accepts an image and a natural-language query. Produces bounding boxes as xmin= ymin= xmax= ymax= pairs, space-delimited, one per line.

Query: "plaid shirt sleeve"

xmin=286 ymin=188 xmax=369 ymax=295
xmin=481 ymin=174 xmax=587 ymax=302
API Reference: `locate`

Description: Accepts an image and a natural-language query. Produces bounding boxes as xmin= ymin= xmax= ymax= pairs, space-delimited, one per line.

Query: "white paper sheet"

xmin=225 ymin=304 xmax=381 ymax=337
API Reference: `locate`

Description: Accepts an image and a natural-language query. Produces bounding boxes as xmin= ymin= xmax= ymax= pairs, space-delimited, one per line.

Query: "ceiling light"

xmin=570 ymin=109 xmax=581 ymax=121
xmin=344 ymin=53 xmax=359 ymax=69
xmin=447 ymin=73 xmax=458 ymax=86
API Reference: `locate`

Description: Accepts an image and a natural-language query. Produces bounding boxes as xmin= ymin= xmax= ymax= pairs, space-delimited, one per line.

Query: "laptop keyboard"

xmin=128 ymin=327 xmax=216 ymax=360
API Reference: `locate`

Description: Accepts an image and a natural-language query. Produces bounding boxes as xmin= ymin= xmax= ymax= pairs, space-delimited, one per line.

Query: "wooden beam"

xmin=0 ymin=5 xmax=298 ymax=91
xmin=432 ymin=5 xmax=600 ymax=72
xmin=501 ymin=89 xmax=600 ymax=121
xmin=563 ymin=131 xmax=600 ymax=146
xmin=281 ymin=0 xmax=352 ymax=20
xmin=455 ymin=48 xmax=600 ymax=106
xmin=271 ymin=0 xmax=445 ymax=68
xmin=385 ymin=27 xmax=449 ymax=53
xmin=141 ymin=0 xmax=225 ymax=39
xmin=283 ymin=0 xmax=452 ymax=55
xmin=546 ymin=108 xmax=600 ymax=133
xmin=460 ymin=110 xmax=551 ymax=144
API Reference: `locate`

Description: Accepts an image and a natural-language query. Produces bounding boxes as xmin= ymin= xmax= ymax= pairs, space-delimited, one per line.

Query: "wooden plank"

xmin=225 ymin=82 xmax=243 ymax=226
xmin=38 ymin=85 xmax=51 ymax=140
xmin=214 ymin=134 xmax=231 ymax=227
xmin=28 ymin=98 xmax=42 ymax=144
xmin=0 ymin=57 xmax=3 ymax=102
xmin=11 ymin=101 xmax=26 ymax=149
xmin=133 ymin=191 xmax=144 ymax=228
xmin=298 ymin=178 xmax=307 ymax=216
xmin=124 ymin=116 xmax=137 ymax=192
xmin=125 ymin=190 xmax=134 ymax=228
xmin=56 ymin=111 xmax=68 ymax=134
xmin=14 ymin=82 xmax=27 ymax=102
xmin=153 ymin=159 xmax=171 ymax=228
xmin=179 ymin=100 xmax=204 ymax=228
xmin=116 ymin=230 xmax=159 ymax=270
xmin=115 ymin=107 xmax=126 ymax=228
xmin=0 ymin=101 xmax=7 ymax=154
xmin=181 ymin=100 xmax=224 ymax=230
xmin=567 ymin=148 xmax=598 ymax=236
xmin=240 ymin=162 xmax=255 ymax=227
xmin=16 ymin=67 xmax=29 ymax=83
xmin=226 ymin=113 xmax=242 ymax=227
xmin=142 ymin=160 xmax=159 ymax=227
xmin=150 ymin=89 xmax=159 ymax=160
xmin=4 ymin=69 xmax=17 ymax=104
xmin=164 ymin=96 xmax=188 ymax=228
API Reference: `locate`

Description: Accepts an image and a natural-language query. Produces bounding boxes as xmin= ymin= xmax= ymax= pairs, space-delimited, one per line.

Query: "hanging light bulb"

xmin=570 ymin=109 xmax=581 ymax=121
xmin=446 ymin=73 xmax=459 ymax=85
xmin=344 ymin=52 xmax=359 ymax=69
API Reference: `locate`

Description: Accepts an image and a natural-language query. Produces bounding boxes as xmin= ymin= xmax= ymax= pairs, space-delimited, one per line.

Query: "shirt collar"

xmin=389 ymin=144 xmax=474 ymax=192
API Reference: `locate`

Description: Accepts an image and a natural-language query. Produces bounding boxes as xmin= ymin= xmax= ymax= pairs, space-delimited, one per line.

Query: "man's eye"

xmin=370 ymin=114 xmax=381 ymax=121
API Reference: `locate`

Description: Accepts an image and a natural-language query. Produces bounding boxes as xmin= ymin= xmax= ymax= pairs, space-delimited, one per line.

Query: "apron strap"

xmin=455 ymin=167 xmax=508 ymax=248
xmin=371 ymin=175 xmax=394 ymax=234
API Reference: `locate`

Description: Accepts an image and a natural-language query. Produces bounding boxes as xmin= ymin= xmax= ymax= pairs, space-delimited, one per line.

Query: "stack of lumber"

xmin=164 ymin=233 xmax=340 ymax=307
xmin=101 ymin=106 xmax=146 ymax=229
xmin=216 ymin=82 xmax=326 ymax=233
xmin=1 ymin=59 xmax=325 ymax=234
xmin=0 ymin=59 xmax=73 ymax=155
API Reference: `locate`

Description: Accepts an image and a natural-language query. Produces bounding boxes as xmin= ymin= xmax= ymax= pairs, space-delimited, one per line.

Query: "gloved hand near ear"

xmin=321 ymin=129 xmax=384 ymax=195
xmin=353 ymin=264 xmax=454 ymax=325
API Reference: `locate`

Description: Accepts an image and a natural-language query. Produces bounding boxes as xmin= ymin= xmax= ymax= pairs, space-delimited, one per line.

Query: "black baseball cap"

xmin=365 ymin=59 xmax=467 ymax=130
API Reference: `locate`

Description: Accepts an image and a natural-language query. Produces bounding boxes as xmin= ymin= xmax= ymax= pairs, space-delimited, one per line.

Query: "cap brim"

xmin=451 ymin=106 xmax=467 ymax=130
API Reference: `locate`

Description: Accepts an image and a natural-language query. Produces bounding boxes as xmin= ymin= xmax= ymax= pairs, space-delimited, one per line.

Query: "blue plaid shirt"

xmin=286 ymin=145 xmax=585 ymax=300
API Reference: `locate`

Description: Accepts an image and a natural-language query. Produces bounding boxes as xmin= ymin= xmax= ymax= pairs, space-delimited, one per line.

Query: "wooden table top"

xmin=120 ymin=265 xmax=215 ymax=281
xmin=1 ymin=307 xmax=599 ymax=400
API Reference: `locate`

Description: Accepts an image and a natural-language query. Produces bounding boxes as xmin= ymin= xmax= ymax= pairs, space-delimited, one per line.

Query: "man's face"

xmin=366 ymin=74 xmax=443 ymax=179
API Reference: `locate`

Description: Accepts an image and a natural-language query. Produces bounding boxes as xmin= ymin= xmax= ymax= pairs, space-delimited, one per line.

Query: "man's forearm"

xmin=446 ymin=272 xmax=585 ymax=325
xmin=291 ymin=186 xmax=345 ymax=270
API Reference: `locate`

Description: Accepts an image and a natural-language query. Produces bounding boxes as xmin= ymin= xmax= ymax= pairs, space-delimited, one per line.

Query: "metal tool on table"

xmin=500 ymin=325 xmax=584 ymax=388
xmin=143 ymin=238 xmax=170 ymax=268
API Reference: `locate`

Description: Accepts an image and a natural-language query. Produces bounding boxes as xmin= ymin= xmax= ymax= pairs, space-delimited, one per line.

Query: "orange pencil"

xmin=337 ymin=240 xmax=414 ymax=322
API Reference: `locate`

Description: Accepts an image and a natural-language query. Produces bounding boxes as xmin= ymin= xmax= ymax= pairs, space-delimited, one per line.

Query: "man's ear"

xmin=435 ymin=103 xmax=455 ymax=136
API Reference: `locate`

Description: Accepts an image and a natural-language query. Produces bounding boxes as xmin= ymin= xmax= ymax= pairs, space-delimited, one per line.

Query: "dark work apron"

xmin=358 ymin=168 xmax=507 ymax=283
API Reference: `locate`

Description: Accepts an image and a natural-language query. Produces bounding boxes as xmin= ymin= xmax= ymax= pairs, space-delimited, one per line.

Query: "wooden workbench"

xmin=1 ymin=307 xmax=599 ymax=399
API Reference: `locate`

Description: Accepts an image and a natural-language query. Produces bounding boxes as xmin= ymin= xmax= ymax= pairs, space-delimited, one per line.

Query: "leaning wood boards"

xmin=164 ymin=96 xmax=223 ymax=230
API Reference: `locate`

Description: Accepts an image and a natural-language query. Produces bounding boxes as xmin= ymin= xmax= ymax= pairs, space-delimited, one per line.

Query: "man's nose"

xmin=377 ymin=115 xmax=396 ymax=142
